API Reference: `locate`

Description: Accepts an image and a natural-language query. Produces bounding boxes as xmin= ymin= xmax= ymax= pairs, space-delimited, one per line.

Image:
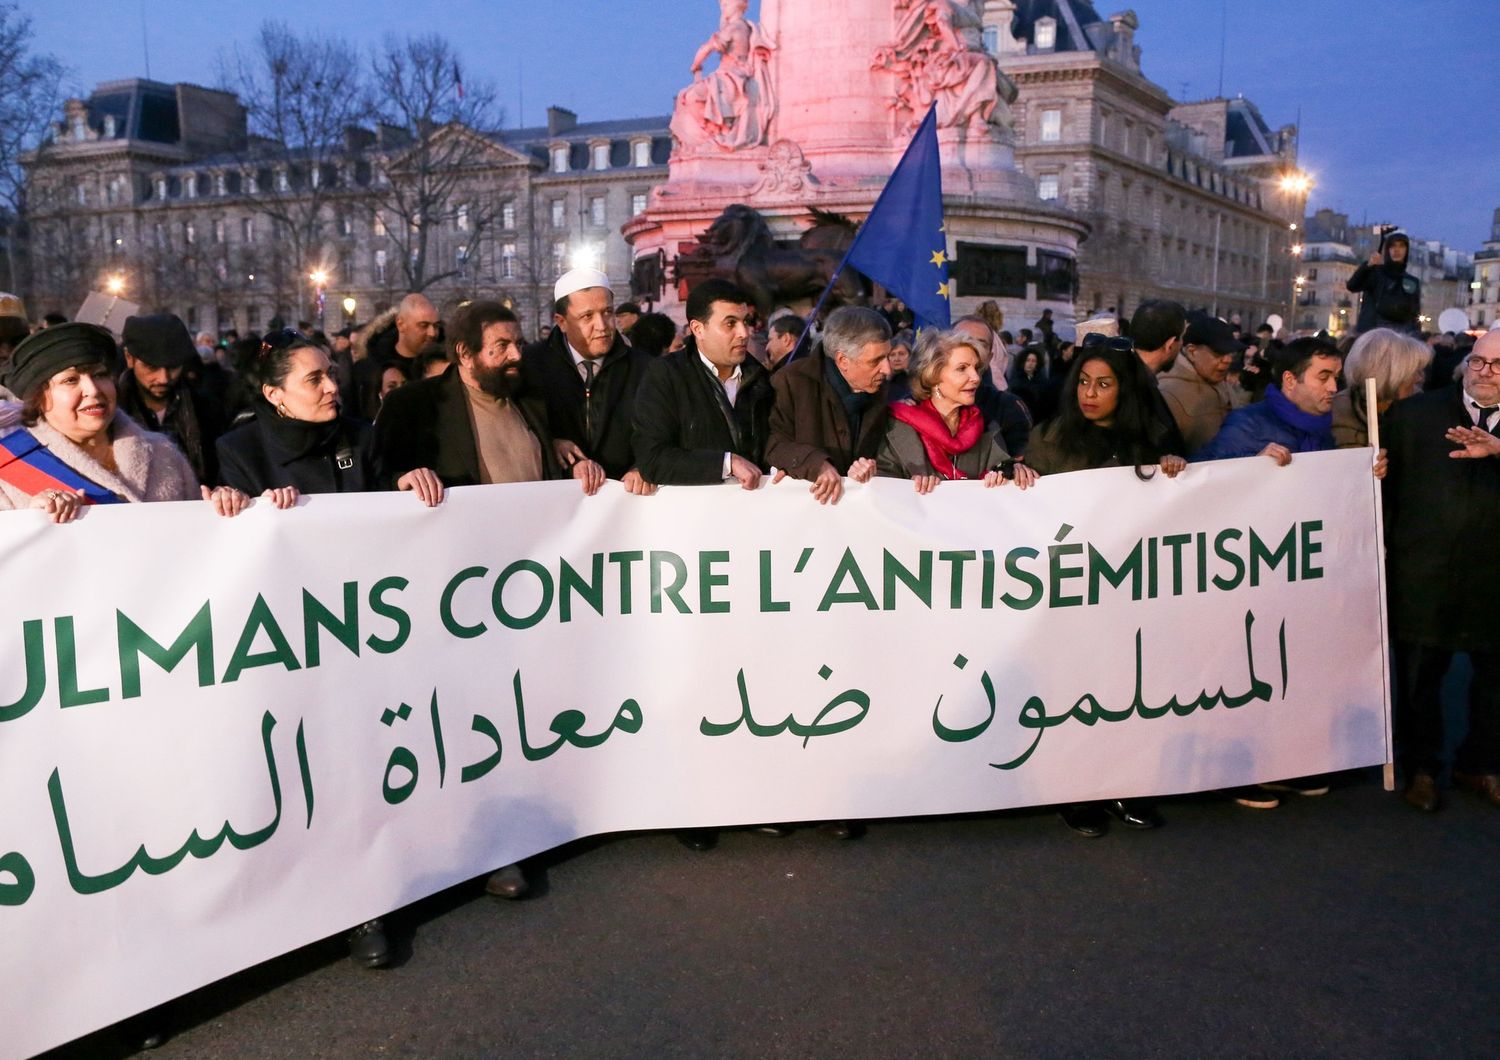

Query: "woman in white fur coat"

xmin=0 ymin=322 xmax=250 ymax=520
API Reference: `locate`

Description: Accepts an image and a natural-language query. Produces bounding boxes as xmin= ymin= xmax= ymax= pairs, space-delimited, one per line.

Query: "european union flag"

xmin=844 ymin=105 xmax=950 ymax=329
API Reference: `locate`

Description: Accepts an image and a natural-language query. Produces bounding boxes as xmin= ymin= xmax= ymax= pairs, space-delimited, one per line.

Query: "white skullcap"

xmin=553 ymin=268 xmax=612 ymax=303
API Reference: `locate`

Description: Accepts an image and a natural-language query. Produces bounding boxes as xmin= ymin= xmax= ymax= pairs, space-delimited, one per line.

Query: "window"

xmin=242 ymin=218 xmax=255 ymax=244
xmin=551 ymin=146 xmax=569 ymax=173
xmin=551 ymin=200 xmax=565 ymax=228
xmin=1034 ymin=17 xmax=1057 ymax=50
xmin=456 ymin=203 xmax=470 ymax=232
xmin=501 ymin=242 xmax=517 ymax=279
xmin=592 ymin=143 xmax=610 ymax=170
xmin=953 ymin=242 xmax=1027 ymax=298
xmin=1038 ymin=174 xmax=1059 ymax=201
xmin=76 ymin=184 xmax=89 ymax=206
xmin=154 ymin=223 xmax=166 ymax=249
xmin=374 ymin=249 xmax=388 ymax=285
xmin=215 ymin=173 xmax=227 ymax=196
xmin=213 ymin=220 xmax=226 ymax=244
xmin=983 ymin=25 xmax=998 ymax=54
xmin=109 ymin=221 xmax=125 ymax=248
xmin=374 ymin=214 xmax=386 ymax=236
xmin=184 ymin=223 xmax=196 ymax=245
xmin=1040 ymin=109 xmax=1061 ymax=143
xmin=1308 ymin=268 xmax=1318 ymax=281
xmin=247 ymin=173 xmax=259 ymax=195
xmin=633 ymin=140 xmax=651 ymax=167
xmin=456 ymin=245 xmax=469 ymax=271
xmin=156 ymin=178 xmax=167 ymax=199
xmin=590 ymin=195 xmax=606 ymax=226
xmin=185 ymin=175 xmax=198 ymax=199
xmin=551 ymin=239 xmax=567 ymax=272
xmin=631 ymin=192 xmax=648 ymax=217
xmin=501 ymin=200 xmax=516 ymax=228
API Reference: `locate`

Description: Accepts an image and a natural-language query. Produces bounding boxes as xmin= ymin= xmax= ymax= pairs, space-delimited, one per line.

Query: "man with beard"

xmin=117 ymin=313 xmax=228 ymax=485
xmin=1347 ymin=229 xmax=1422 ymax=336
xmin=372 ymin=299 xmax=603 ymax=901
xmin=375 ymin=300 xmax=603 ymax=494
xmin=520 ymin=267 xmax=656 ymax=492
xmin=1158 ymin=311 xmax=1243 ymax=455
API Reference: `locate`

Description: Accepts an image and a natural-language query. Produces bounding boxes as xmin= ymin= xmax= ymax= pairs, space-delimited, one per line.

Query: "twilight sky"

xmin=26 ymin=0 xmax=1498 ymax=250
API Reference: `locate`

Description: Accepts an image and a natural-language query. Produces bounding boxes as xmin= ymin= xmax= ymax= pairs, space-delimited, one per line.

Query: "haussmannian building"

xmin=1471 ymin=208 xmax=1500 ymax=331
xmin=22 ymin=79 xmax=670 ymax=338
xmin=983 ymin=0 xmax=1308 ymax=327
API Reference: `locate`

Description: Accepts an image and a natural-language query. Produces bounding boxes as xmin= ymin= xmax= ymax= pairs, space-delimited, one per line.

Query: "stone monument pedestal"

xmin=626 ymin=0 xmax=1087 ymax=329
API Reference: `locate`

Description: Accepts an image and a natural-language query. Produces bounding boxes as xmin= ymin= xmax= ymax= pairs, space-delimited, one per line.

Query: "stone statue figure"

xmin=670 ymin=0 xmax=778 ymax=152
xmin=872 ymin=0 xmax=1017 ymax=138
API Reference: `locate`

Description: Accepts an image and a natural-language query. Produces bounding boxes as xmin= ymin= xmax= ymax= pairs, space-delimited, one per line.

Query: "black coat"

xmin=216 ymin=402 xmax=381 ymax=495
xmin=1347 ymin=255 xmax=1421 ymax=335
xmin=632 ymin=347 xmax=773 ymax=485
xmin=1384 ymin=386 xmax=1500 ymax=652
xmin=520 ymin=329 xmax=653 ymax=479
xmin=373 ymin=367 xmax=559 ymax=488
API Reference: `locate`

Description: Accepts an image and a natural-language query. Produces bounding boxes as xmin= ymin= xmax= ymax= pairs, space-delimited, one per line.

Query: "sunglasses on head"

xmin=1080 ymin=333 xmax=1134 ymax=353
xmin=259 ymin=328 xmax=312 ymax=356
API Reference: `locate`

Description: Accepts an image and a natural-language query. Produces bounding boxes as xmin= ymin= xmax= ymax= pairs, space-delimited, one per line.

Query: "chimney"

xmin=547 ymin=106 xmax=577 ymax=137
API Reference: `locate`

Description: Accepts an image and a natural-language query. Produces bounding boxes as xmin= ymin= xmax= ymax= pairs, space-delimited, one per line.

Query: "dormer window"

xmin=1035 ymin=17 xmax=1057 ymax=51
xmin=592 ymin=143 xmax=610 ymax=170
xmin=185 ymin=175 xmax=197 ymax=199
xmin=632 ymin=140 xmax=651 ymax=167
xmin=215 ymin=173 xmax=227 ymax=196
xmin=103 ymin=115 xmax=117 ymax=138
xmin=551 ymin=146 xmax=569 ymax=173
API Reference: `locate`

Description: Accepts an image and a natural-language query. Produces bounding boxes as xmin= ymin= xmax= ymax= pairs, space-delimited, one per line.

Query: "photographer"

xmin=1347 ymin=228 xmax=1422 ymax=336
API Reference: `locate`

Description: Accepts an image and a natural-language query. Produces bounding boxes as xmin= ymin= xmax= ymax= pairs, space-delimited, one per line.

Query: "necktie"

xmin=1475 ymin=404 xmax=1497 ymax=434
xmin=581 ymin=360 xmax=596 ymax=444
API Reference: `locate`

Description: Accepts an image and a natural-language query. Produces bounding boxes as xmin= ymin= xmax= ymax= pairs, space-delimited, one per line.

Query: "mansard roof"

xmin=1010 ymin=0 xmax=1111 ymax=53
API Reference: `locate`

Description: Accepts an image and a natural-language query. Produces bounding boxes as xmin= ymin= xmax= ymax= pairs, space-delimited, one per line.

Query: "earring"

xmin=276 ymin=402 xmax=290 ymax=418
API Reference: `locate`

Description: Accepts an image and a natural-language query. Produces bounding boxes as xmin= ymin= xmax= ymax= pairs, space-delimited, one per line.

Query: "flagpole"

xmin=785 ymin=105 xmax=940 ymax=365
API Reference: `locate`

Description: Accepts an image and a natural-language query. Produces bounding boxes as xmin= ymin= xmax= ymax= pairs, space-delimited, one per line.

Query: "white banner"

xmin=0 ymin=450 xmax=1389 ymax=1057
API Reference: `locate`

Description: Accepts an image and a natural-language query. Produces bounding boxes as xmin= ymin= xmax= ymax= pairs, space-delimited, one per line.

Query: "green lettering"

xmin=1001 ymin=548 xmax=1043 ymax=610
xmin=366 ymin=577 xmax=411 ymax=654
xmin=0 ymin=619 xmax=47 ymax=722
xmin=119 ymin=602 xmax=215 ymax=699
xmin=1048 ymin=543 xmax=1084 ymax=608
xmin=1087 ymin=540 xmax=1142 ymax=604
xmin=882 ymin=549 xmax=932 ymax=610
xmin=1249 ymin=525 xmax=1297 ymax=587
xmin=1212 ymin=528 xmax=1245 ymax=590
xmin=1299 ymin=520 xmax=1324 ymax=580
xmin=560 ymin=555 xmax=606 ymax=622
xmin=818 ymin=548 xmax=879 ymax=611
xmin=699 ymin=551 xmax=730 ymax=614
xmin=650 ymin=551 xmax=691 ymax=614
xmin=440 ymin=566 xmax=489 ymax=639
xmin=758 ymin=550 xmax=790 ymax=613
xmin=492 ymin=561 xmax=554 ymax=630
xmin=56 ymin=617 xmax=109 ymax=707
xmin=302 ymin=583 xmax=359 ymax=667
xmin=222 ymin=595 xmax=301 ymax=683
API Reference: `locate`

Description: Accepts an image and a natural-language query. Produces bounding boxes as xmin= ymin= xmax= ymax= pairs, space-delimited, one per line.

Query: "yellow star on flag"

xmin=937 ymin=282 xmax=950 ymax=299
xmin=930 ymin=249 xmax=946 ymax=267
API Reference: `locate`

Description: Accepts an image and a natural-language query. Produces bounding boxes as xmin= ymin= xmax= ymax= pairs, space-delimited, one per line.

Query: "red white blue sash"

xmin=0 ymin=427 xmax=125 ymax=505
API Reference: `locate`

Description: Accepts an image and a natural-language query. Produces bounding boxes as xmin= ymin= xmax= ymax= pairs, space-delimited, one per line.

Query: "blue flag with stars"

xmin=844 ymin=105 xmax=950 ymax=329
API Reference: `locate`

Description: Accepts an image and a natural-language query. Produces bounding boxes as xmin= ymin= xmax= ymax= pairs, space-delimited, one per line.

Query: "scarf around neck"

xmin=888 ymin=399 xmax=983 ymax=479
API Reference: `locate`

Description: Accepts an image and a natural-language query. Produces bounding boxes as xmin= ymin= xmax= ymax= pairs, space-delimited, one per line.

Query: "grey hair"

xmin=1345 ymin=327 xmax=1432 ymax=405
xmin=909 ymin=327 xmax=987 ymax=401
xmin=821 ymin=305 xmax=891 ymax=360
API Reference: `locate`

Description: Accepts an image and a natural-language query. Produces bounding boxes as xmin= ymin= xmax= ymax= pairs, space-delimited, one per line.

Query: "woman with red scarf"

xmin=876 ymin=329 xmax=1038 ymax=492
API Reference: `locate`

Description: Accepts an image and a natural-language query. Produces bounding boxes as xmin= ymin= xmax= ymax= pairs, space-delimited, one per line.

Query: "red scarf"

xmin=888 ymin=399 xmax=983 ymax=479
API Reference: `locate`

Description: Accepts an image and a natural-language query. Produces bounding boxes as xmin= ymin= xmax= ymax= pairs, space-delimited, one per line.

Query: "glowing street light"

xmin=309 ymin=269 xmax=330 ymax=288
xmin=1279 ymin=171 xmax=1313 ymax=195
xmin=342 ymin=296 xmax=357 ymax=320
xmin=1290 ymin=243 xmax=1304 ymax=256
xmin=105 ymin=274 xmax=125 ymax=295
xmin=1295 ymin=275 xmax=1307 ymax=286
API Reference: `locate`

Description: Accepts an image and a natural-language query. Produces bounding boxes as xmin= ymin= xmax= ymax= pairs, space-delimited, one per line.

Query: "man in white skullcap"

xmin=520 ymin=266 xmax=658 ymax=494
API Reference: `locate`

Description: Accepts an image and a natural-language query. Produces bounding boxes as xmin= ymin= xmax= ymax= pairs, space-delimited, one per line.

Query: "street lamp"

xmin=342 ymin=296 xmax=357 ymax=322
xmin=309 ymin=269 xmax=329 ymax=328
xmin=1290 ymin=243 xmax=1304 ymax=256
xmin=105 ymin=274 xmax=124 ymax=295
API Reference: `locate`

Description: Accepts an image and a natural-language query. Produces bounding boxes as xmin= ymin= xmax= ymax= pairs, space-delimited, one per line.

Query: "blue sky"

xmin=25 ymin=0 xmax=1498 ymax=249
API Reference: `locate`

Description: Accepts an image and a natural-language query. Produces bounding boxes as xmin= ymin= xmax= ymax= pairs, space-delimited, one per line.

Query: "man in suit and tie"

xmin=1385 ymin=328 xmax=1500 ymax=812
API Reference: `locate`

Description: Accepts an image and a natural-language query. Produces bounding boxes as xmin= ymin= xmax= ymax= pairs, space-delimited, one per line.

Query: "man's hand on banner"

xmin=848 ymin=457 xmax=876 ymax=484
xmin=1259 ymin=443 xmax=1293 ymax=466
xmin=912 ymin=474 xmax=940 ymax=494
xmin=810 ymin=462 xmax=844 ymax=505
xmin=728 ymin=454 xmax=762 ymax=491
xmin=621 ymin=468 xmax=657 ymax=496
xmin=572 ymin=459 xmax=606 ymax=496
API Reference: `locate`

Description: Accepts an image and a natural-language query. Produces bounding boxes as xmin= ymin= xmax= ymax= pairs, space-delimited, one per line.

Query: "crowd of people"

xmin=2 ymin=262 xmax=1497 ymax=987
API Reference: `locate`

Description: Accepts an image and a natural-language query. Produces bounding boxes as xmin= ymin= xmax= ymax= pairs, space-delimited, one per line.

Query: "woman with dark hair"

xmin=877 ymin=328 xmax=1038 ymax=492
xmin=217 ymin=328 xmax=443 ymax=508
xmin=0 ymin=323 xmax=251 ymax=520
xmin=1024 ymin=337 xmax=1187 ymax=480
xmin=1023 ymin=337 xmax=1185 ymax=838
xmin=1007 ymin=345 xmax=1055 ymax=422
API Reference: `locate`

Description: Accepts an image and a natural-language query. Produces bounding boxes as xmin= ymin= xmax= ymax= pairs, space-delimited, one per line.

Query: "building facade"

xmin=985 ymin=0 xmax=1307 ymax=327
xmin=1470 ymin=208 xmax=1500 ymax=330
xmin=23 ymin=80 xmax=670 ymax=337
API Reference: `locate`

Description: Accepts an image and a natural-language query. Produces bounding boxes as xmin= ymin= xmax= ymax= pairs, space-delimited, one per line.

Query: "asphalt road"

xmin=41 ymin=761 xmax=1500 ymax=1060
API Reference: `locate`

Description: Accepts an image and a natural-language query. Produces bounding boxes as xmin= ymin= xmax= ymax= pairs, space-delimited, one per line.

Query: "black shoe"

xmin=753 ymin=824 xmax=794 ymax=837
xmin=485 ymin=863 xmax=529 ymax=899
xmin=819 ymin=820 xmax=860 ymax=840
xmin=1102 ymin=799 xmax=1163 ymax=829
xmin=676 ymin=829 xmax=717 ymax=851
xmin=348 ymin=918 xmax=390 ymax=969
xmin=1259 ymin=774 xmax=1331 ymax=796
xmin=1058 ymin=803 xmax=1109 ymax=837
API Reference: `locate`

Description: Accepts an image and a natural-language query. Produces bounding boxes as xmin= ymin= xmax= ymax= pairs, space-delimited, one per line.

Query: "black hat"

xmin=121 ymin=314 xmax=196 ymax=368
xmin=1183 ymin=312 xmax=1245 ymax=354
xmin=1 ymin=322 xmax=117 ymax=399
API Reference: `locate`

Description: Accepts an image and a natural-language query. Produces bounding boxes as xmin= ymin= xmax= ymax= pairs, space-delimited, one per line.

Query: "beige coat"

xmin=1158 ymin=356 xmax=1237 ymax=454
xmin=0 ymin=403 xmax=199 ymax=510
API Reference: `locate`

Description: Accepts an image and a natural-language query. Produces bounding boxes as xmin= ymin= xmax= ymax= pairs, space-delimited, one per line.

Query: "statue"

xmin=670 ymin=0 xmax=778 ymax=153
xmin=749 ymin=140 xmax=818 ymax=198
xmin=872 ymin=0 xmax=1018 ymax=139
xmin=676 ymin=204 xmax=863 ymax=319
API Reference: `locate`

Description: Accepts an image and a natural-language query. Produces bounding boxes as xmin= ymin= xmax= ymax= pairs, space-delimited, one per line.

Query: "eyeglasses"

xmin=1466 ymin=356 xmax=1500 ymax=375
xmin=259 ymin=328 xmax=311 ymax=356
xmin=1080 ymin=333 xmax=1134 ymax=353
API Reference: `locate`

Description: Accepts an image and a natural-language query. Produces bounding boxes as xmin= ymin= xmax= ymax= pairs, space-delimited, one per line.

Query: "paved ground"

xmin=43 ymin=767 xmax=1500 ymax=1060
